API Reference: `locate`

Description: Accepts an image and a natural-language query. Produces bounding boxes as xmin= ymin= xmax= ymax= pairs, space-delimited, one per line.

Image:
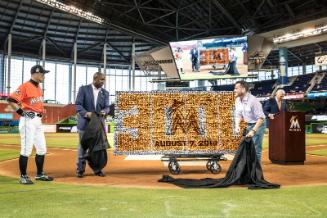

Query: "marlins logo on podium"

xmin=289 ymin=115 xmax=301 ymax=132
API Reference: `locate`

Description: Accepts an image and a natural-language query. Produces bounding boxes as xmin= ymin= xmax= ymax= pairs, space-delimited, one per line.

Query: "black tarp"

xmin=81 ymin=113 xmax=109 ymax=174
xmin=159 ymin=138 xmax=280 ymax=189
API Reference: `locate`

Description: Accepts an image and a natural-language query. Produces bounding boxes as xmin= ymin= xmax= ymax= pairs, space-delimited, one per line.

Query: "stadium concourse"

xmin=0 ymin=0 xmax=327 ymax=217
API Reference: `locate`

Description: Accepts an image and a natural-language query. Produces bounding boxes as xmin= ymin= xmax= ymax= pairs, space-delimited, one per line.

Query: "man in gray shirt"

xmin=234 ymin=80 xmax=266 ymax=161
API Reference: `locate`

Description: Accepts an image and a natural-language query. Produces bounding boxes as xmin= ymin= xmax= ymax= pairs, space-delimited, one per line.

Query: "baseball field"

xmin=0 ymin=133 xmax=326 ymax=217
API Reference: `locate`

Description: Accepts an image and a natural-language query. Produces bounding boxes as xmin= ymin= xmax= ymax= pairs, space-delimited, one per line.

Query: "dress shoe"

xmin=95 ymin=171 xmax=105 ymax=177
xmin=76 ymin=172 xmax=84 ymax=178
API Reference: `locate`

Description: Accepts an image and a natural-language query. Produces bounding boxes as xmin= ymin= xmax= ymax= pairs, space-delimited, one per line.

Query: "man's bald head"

xmin=93 ymin=72 xmax=105 ymax=80
xmin=93 ymin=72 xmax=105 ymax=88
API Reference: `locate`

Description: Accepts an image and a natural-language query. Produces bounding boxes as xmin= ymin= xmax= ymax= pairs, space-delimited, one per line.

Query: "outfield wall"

xmin=0 ymin=101 xmax=76 ymax=124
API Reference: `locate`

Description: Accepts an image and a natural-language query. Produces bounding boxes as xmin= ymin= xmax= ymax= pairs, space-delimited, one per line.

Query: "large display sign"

xmin=114 ymin=91 xmax=245 ymax=155
xmin=169 ymin=36 xmax=248 ymax=80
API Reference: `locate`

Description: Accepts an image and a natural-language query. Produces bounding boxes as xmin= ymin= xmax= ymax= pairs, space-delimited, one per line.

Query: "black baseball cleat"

xmin=35 ymin=173 xmax=54 ymax=181
xmin=94 ymin=171 xmax=105 ymax=177
xmin=19 ymin=175 xmax=34 ymax=185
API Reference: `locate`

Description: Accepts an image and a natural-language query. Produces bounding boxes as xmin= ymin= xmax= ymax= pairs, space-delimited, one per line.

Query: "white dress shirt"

xmin=229 ymin=50 xmax=237 ymax=62
xmin=92 ymin=84 xmax=101 ymax=109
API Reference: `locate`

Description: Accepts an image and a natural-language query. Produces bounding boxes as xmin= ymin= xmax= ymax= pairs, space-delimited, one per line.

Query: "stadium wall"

xmin=0 ymin=101 xmax=76 ymax=124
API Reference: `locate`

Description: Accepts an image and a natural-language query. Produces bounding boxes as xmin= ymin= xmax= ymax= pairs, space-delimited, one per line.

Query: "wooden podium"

xmin=269 ymin=112 xmax=305 ymax=164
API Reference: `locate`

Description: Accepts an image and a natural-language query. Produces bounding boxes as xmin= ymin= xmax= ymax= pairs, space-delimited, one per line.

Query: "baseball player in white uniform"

xmin=7 ymin=65 xmax=54 ymax=184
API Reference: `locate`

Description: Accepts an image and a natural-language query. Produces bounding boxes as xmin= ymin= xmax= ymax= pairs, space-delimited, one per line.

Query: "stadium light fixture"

xmin=35 ymin=0 xmax=105 ymax=24
xmin=273 ymin=24 xmax=327 ymax=44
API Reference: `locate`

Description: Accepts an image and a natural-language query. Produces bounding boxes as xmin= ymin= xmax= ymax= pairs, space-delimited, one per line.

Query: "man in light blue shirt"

xmin=234 ymin=81 xmax=266 ymax=161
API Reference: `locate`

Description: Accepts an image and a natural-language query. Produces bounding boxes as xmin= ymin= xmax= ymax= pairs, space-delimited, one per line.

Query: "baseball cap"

xmin=31 ymin=65 xmax=50 ymax=74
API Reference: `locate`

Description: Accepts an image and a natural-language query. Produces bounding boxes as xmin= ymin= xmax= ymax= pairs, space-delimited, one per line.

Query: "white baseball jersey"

xmin=9 ymin=80 xmax=47 ymax=156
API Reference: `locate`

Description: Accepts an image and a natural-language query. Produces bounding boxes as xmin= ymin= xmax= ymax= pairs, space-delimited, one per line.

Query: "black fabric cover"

xmin=108 ymin=103 xmax=115 ymax=117
xmin=159 ymin=138 xmax=280 ymax=189
xmin=81 ymin=113 xmax=109 ymax=174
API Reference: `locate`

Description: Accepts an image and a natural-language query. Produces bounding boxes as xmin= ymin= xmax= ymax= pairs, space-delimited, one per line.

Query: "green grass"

xmin=2 ymin=132 xmax=325 ymax=156
xmin=0 ymin=149 xmax=18 ymax=161
xmin=0 ymin=175 xmax=326 ymax=217
xmin=307 ymin=149 xmax=327 ymax=157
xmin=0 ymin=133 xmax=114 ymax=149
xmin=0 ymin=133 xmax=325 ymax=150
xmin=0 ymin=134 xmax=327 ymax=217
xmin=262 ymin=133 xmax=327 ymax=150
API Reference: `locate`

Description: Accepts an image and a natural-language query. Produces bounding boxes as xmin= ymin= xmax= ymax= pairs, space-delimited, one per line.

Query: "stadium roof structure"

xmin=0 ymin=0 xmax=327 ymax=66
xmin=0 ymin=0 xmax=158 ymax=65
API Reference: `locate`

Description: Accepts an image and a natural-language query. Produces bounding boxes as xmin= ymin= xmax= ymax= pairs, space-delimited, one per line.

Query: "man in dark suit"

xmin=263 ymin=89 xmax=287 ymax=124
xmin=75 ymin=72 xmax=110 ymax=178
xmin=225 ymin=47 xmax=240 ymax=76
xmin=190 ymin=47 xmax=199 ymax=72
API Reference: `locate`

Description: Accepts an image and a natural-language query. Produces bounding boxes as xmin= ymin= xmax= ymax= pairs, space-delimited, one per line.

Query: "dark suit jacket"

xmin=75 ymin=84 xmax=110 ymax=130
xmin=190 ymin=48 xmax=199 ymax=59
xmin=263 ymin=98 xmax=287 ymax=117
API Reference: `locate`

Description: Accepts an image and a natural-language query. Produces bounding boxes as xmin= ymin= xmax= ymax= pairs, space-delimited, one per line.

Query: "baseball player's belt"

xmin=25 ymin=111 xmax=43 ymax=119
